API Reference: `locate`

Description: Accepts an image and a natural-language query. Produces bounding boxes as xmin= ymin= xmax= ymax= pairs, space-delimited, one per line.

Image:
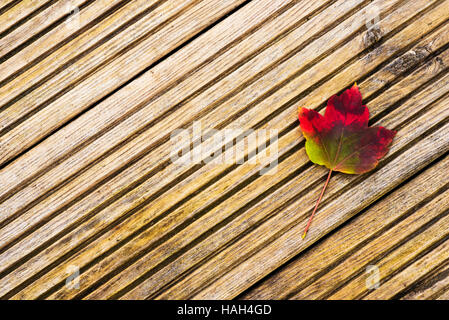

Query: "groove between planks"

xmin=0 ymin=0 xmax=356 ymax=260
xmin=21 ymin=25 xmax=449 ymax=300
xmin=0 ymin=2 xmax=448 ymax=300
xmin=241 ymin=154 xmax=449 ymax=299
xmin=0 ymin=0 xmax=412 ymax=251
xmin=0 ymin=0 xmax=408 ymax=296
xmin=1 ymin=0 xmax=446 ymax=298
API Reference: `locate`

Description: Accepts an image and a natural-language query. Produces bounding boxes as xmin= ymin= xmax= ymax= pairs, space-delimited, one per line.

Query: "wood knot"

xmin=363 ymin=25 xmax=382 ymax=48
xmin=424 ymin=56 xmax=446 ymax=74
xmin=387 ymin=47 xmax=431 ymax=75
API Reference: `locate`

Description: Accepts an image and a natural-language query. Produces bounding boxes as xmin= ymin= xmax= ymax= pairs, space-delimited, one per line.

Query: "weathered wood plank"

xmin=437 ymin=289 xmax=449 ymax=300
xmin=0 ymin=0 xmax=338 ymax=266
xmin=0 ymin=0 xmax=428 ymax=252
xmin=72 ymin=9 xmax=448 ymax=300
xmin=402 ymin=264 xmax=449 ymax=299
xmin=0 ymin=0 xmax=287 ymax=207
xmin=0 ymin=0 xmax=248 ymax=165
xmin=81 ymin=74 xmax=449 ymax=299
xmin=364 ymin=239 xmax=449 ymax=300
xmin=0 ymin=0 xmax=132 ymax=84
xmin=297 ymin=190 xmax=449 ymax=299
xmin=0 ymin=0 xmax=185 ymax=124
xmin=0 ymin=0 xmax=86 ymax=58
xmin=0 ymin=0 xmax=305 ymax=296
xmin=0 ymin=0 xmax=49 ymax=36
xmin=134 ymin=93 xmax=449 ymax=300
xmin=0 ymin=0 xmax=19 ymax=13
xmin=242 ymin=155 xmax=449 ymax=299
xmin=189 ymin=127 xmax=449 ymax=300
xmin=1 ymin=0 xmax=448 ymax=301
xmin=54 ymin=47 xmax=449 ymax=300
xmin=0 ymin=0 xmax=404 ymax=292
xmin=1 ymin=0 xmax=446 ymax=300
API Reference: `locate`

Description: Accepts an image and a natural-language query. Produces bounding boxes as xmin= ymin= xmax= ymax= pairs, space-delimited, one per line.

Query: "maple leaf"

xmin=298 ymin=83 xmax=396 ymax=239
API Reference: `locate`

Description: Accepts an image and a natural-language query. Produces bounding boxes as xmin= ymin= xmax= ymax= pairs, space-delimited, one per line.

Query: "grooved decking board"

xmin=437 ymin=288 xmax=449 ymax=300
xmin=0 ymin=0 xmax=448 ymax=300
xmin=0 ymin=0 xmax=53 ymax=36
xmin=242 ymin=155 xmax=449 ymax=299
xmin=0 ymin=0 xmax=87 ymax=58
xmin=402 ymin=263 xmax=449 ymax=300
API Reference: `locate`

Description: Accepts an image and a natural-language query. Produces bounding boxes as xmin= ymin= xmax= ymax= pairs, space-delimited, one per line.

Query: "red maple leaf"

xmin=298 ymin=84 xmax=396 ymax=239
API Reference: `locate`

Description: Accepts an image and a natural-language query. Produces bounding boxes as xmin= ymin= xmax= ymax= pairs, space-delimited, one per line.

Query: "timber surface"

xmin=0 ymin=0 xmax=448 ymax=300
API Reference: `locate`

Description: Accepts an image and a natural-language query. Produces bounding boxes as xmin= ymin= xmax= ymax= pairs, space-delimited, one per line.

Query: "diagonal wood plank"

xmin=293 ymin=188 xmax=449 ymax=299
xmin=0 ymin=0 xmax=287 ymax=203
xmin=53 ymin=44 xmax=449 ymax=300
xmin=0 ymin=0 xmax=448 ymax=301
xmin=0 ymin=0 xmax=21 ymax=15
xmin=0 ymin=0 xmax=132 ymax=84
xmin=0 ymin=0 xmax=412 ymax=298
xmin=364 ymin=239 xmax=449 ymax=300
xmin=1 ymin=0 xmax=446 ymax=298
xmin=0 ymin=0 xmax=87 ymax=58
xmin=241 ymin=155 xmax=449 ymax=299
xmin=182 ymin=122 xmax=449 ymax=300
xmin=402 ymin=264 xmax=449 ymax=300
xmin=0 ymin=0 xmax=52 ymax=36
xmin=0 ymin=0 xmax=187 ymax=124
xmin=137 ymin=89 xmax=449 ymax=300
xmin=0 ymin=0 xmax=342 ymax=267
xmin=0 ymin=0 xmax=306 ymax=270
xmin=0 ymin=0 xmax=248 ymax=165
xmin=436 ymin=288 xmax=449 ymax=300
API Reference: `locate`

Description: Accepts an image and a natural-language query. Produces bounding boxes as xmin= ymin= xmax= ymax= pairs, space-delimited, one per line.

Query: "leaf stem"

xmin=302 ymin=169 xmax=333 ymax=240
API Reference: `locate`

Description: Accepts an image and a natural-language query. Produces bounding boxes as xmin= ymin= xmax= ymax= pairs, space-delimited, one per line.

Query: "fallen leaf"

xmin=298 ymin=83 xmax=396 ymax=239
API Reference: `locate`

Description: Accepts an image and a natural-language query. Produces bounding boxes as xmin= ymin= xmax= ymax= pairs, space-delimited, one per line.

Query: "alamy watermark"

xmin=64 ymin=2 xmax=80 ymax=31
xmin=65 ymin=234 xmax=81 ymax=290
xmin=364 ymin=5 xmax=381 ymax=30
xmin=65 ymin=265 xmax=80 ymax=290
xmin=365 ymin=264 xmax=380 ymax=290
xmin=170 ymin=121 xmax=279 ymax=175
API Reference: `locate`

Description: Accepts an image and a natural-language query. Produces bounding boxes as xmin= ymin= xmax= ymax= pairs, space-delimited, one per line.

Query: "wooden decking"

xmin=0 ymin=0 xmax=448 ymax=300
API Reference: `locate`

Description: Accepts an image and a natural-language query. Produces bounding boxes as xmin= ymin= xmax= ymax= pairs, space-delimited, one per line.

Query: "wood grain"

xmin=2 ymin=0 xmax=416 ymax=298
xmin=0 ymin=0 xmax=448 ymax=300
xmin=437 ymin=289 xmax=449 ymax=300
xmin=401 ymin=264 xmax=449 ymax=300
xmin=0 ymin=0 xmax=50 ymax=36
xmin=150 ymin=94 xmax=449 ymax=300
xmin=243 ymin=155 xmax=449 ymax=299
xmin=364 ymin=239 xmax=449 ymax=300
xmin=312 ymin=190 xmax=449 ymax=299
xmin=0 ymin=0 xmax=86 ymax=58
xmin=0 ymin=0 xmax=248 ymax=164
